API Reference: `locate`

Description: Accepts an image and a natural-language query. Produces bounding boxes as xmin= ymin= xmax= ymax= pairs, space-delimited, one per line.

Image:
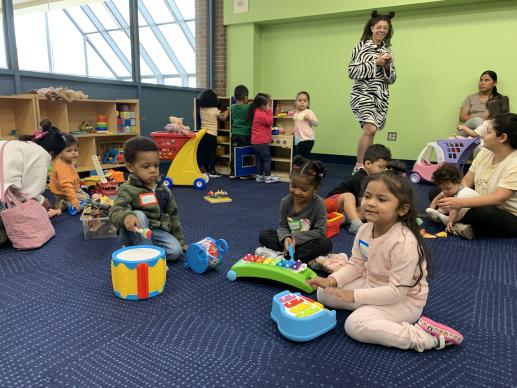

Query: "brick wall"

xmin=195 ymin=0 xmax=208 ymax=89
xmin=195 ymin=0 xmax=226 ymax=95
xmin=212 ymin=0 xmax=226 ymax=96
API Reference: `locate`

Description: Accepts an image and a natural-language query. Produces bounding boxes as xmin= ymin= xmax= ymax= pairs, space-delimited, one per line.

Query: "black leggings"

xmin=428 ymin=187 xmax=517 ymax=238
xmin=259 ymin=228 xmax=333 ymax=263
xmin=295 ymin=140 xmax=315 ymax=158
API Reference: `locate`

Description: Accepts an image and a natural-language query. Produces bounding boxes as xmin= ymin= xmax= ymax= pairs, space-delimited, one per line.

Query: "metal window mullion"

xmin=80 ymin=4 xmax=132 ymax=75
xmin=164 ymin=0 xmax=195 ymax=49
xmin=2 ymin=0 xmax=21 ymax=92
xmin=129 ymin=0 xmax=142 ymax=101
xmin=44 ymin=12 xmax=53 ymax=73
xmin=83 ymin=35 xmax=89 ymax=77
xmin=137 ymin=0 xmax=187 ymax=77
xmin=105 ymin=0 xmax=161 ymax=81
xmin=64 ymin=9 xmax=120 ymax=79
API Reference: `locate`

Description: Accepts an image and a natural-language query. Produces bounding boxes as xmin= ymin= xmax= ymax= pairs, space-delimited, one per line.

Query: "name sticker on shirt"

xmin=358 ymin=239 xmax=369 ymax=260
xmin=139 ymin=192 xmax=158 ymax=206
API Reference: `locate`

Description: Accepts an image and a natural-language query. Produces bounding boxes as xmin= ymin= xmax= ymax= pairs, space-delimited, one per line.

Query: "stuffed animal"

xmin=30 ymin=86 xmax=88 ymax=103
xmin=163 ymin=115 xmax=191 ymax=135
xmin=55 ymin=87 xmax=88 ymax=103
xmin=30 ymin=87 xmax=59 ymax=101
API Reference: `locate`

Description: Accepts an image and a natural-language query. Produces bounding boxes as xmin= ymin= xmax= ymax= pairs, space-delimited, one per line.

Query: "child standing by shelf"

xmin=308 ymin=172 xmax=464 ymax=351
xmin=109 ymin=137 xmax=188 ymax=261
xmin=250 ymin=93 xmax=280 ymax=183
xmin=259 ymin=155 xmax=332 ymax=262
xmin=49 ymin=133 xmax=90 ymax=212
xmin=230 ymin=85 xmax=252 ymax=179
xmin=292 ymin=91 xmax=319 ymax=158
xmin=198 ymin=89 xmax=229 ymax=178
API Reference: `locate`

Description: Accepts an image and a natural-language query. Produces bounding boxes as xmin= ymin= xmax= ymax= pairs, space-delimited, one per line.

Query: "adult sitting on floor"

xmin=0 ymin=119 xmax=66 ymax=246
xmin=430 ymin=113 xmax=517 ymax=239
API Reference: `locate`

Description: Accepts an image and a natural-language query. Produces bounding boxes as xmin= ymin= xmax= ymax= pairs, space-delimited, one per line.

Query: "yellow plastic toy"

xmin=152 ymin=128 xmax=209 ymax=190
xmin=111 ymin=245 xmax=167 ymax=300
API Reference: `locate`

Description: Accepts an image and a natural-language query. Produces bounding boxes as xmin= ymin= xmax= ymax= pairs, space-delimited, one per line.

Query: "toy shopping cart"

xmin=151 ymin=128 xmax=208 ymax=190
xmin=410 ymin=137 xmax=480 ymax=184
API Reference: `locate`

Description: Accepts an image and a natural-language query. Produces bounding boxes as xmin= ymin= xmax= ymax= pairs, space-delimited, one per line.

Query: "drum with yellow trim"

xmin=111 ymin=245 xmax=167 ymax=300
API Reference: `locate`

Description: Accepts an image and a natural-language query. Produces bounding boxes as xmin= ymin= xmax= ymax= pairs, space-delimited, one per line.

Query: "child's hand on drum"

xmin=123 ymin=214 xmax=139 ymax=232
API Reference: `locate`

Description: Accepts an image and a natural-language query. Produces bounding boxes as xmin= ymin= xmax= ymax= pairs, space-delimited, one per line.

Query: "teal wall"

xmin=225 ymin=0 xmax=517 ymax=159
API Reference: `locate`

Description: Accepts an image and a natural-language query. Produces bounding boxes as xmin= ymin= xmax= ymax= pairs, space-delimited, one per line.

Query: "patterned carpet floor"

xmin=1 ymin=163 xmax=516 ymax=387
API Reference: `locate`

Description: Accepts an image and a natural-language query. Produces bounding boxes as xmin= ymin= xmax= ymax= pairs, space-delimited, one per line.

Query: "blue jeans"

xmin=118 ymin=210 xmax=183 ymax=260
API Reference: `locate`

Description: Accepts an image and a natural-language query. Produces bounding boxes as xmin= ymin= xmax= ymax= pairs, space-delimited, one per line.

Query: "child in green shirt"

xmin=230 ymin=85 xmax=251 ymax=179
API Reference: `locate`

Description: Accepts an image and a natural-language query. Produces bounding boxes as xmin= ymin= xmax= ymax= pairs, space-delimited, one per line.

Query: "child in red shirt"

xmin=250 ymin=93 xmax=280 ymax=184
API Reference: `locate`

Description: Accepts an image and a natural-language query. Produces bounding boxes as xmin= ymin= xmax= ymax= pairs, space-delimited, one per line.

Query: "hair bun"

xmin=387 ymin=11 xmax=395 ymax=19
xmin=371 ymin=10 xmax=378 ymax=18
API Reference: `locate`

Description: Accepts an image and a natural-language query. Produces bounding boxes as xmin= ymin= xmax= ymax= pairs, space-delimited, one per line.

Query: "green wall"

xmin=225 ymin=0 xmax=517 ymax=159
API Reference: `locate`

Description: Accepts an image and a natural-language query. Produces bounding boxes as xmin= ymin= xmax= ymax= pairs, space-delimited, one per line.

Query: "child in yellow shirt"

xmin=49 ymin=134 xmax=89 ymax=211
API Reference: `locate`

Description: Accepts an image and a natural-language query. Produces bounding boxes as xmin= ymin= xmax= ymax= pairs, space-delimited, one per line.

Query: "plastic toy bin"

xmin=80 ymin=214 xmax=118 ymax=239
xmin=150 ymin=131 xmax=196 ymax=160
xmin=326 ymin=212 xmax=344 ymax=238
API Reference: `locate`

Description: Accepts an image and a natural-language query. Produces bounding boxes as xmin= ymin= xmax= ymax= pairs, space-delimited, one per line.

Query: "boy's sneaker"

xmin=208 ymin=171 xmax=222 ymax=178
xmin=239 ymin=175 xmax=251 ymax=180
xmin=264 ymin=175 xmax=280 ymax=184
xmin=417 ymin=316 xmax=464 ymax=349
xmin=452 ymin=223 xmax=475 ymax=240
xmin=256 ymin=175 xmax=265 ymax=182
xmin=229 ymin=175 xmax=237 ymax=179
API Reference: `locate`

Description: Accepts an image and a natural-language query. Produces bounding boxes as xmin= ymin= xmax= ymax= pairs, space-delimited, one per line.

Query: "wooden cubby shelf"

xmin=194 ymin=96 xmax=295 ymax=181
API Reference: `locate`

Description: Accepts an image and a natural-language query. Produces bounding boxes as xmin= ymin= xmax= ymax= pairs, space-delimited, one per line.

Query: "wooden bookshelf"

xmin=32 ymin=97 xmax=140 ymax=172
xmin=193 ymin=96 xmax=294 ymax=180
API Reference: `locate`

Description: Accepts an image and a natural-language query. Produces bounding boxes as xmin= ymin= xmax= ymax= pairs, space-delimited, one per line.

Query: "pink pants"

xmin=317 ymin=277 xmax=434 ymax=352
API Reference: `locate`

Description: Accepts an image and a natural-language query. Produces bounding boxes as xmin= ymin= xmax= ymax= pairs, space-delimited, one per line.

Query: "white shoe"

xmin=425 ymin=208 xmax=442 ymax=223
xmin=255 ymin=175 xmax=265 ymax=182
xmin=264 ymin=175 xmax=280 ymax=183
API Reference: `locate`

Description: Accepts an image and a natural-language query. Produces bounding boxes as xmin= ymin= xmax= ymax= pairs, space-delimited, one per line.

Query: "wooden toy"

xmin=204 ymin=190 xmax=232 ymax=203
xmin=227 ymin=253 xmax=317 ymax=293
xmin=185 ymin=237 xmax=228 ymax=273
xmin=271 ymin=290 xmax=336 ymax=342
xmin=111 ymin=245 xmax=167 ymax=300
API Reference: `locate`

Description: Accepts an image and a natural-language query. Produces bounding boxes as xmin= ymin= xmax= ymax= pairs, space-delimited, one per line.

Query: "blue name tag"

xmin=359 ymin=239 xmax=369 ymax=260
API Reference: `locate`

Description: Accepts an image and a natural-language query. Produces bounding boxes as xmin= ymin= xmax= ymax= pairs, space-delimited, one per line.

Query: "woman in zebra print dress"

xmin=349 ymin=11 xmax=396 ymax=171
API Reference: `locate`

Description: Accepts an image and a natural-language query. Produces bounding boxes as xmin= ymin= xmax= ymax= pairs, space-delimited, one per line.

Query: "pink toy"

xmin=136 ymin=227 xmax=152 ymax=239
xmin=163 ymin=116 xmax=191 ymax=135
xmin=410 ymin=138 xmax=480 ymax=184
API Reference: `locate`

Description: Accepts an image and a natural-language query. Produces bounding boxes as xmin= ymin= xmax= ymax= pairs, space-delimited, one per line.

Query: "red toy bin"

xmin=326 ymin=212 xmax=344 ymax=238
xmin=150 ymin=131 xmax=196 ymax=160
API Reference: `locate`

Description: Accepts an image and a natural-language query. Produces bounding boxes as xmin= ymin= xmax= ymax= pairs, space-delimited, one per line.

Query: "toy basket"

xmin=436 ymin=138 xmax=480 ymax=164
xmin=150 ymin=131 xmax=196 ymax=160
xmin=326 ymin=212 xmax=344 ymax=238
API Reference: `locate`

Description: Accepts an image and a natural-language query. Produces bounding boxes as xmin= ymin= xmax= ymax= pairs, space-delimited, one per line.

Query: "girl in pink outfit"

xmin=307 ymin=172 xmax=464 ymax=352
xmin=293 ymin=91 xmax=319 ymax=158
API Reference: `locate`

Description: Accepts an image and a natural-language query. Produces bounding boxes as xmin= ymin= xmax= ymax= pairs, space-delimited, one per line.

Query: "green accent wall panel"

xmin=226 ymin=0 xmax=517 ymax=159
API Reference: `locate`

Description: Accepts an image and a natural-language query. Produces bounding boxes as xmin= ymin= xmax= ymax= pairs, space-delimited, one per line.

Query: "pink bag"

xmin=0 ymin=142 xmax=55 ymax=250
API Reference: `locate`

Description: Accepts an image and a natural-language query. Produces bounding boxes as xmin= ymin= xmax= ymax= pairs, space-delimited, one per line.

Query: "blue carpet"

xmin=1 ymin=163 xmax=516 ymax=387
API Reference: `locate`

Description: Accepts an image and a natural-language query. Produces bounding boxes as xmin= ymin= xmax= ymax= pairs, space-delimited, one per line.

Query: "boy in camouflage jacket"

xmin=109 ymin=137 xmax=187 ymax=260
